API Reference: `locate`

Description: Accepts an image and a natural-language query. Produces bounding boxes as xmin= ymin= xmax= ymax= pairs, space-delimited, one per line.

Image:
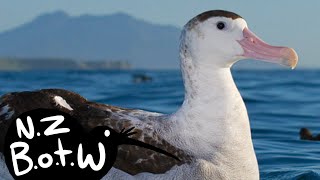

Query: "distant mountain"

xmin=0 ymin=11 xmax=284 ymax=70
xmin=0 ymin=11 xmax=181 ymax=69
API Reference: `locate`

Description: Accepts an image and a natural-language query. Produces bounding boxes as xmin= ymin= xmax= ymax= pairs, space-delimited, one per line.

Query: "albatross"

xmin=0 ymin=10 xmax=298 ymax=179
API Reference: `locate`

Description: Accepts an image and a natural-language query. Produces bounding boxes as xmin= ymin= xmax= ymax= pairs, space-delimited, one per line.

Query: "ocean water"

xmin=1 ymin=69 xmax=320 ymax=180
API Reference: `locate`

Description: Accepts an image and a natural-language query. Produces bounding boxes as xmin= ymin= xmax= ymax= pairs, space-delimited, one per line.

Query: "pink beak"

xmin=238 ymin=28 xmax=298 ymax=69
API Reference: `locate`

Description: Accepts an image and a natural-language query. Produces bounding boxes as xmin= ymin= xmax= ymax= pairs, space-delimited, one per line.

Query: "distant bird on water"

xmin=132 ymin=73 xmax=153 ymax=83
xmin=300 ymin=128 xmax=320 ymax=141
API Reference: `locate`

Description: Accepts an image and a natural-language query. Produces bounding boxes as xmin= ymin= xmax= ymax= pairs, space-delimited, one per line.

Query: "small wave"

xmin=261 ymin=170 xmax=320 ymax=180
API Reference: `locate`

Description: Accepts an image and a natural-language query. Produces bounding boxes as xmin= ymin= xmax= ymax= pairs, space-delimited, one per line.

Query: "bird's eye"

xmin=104 ymin=130 xmax=110 ymax=137
xmin=217 ymin=22 xmax=226 ymax=30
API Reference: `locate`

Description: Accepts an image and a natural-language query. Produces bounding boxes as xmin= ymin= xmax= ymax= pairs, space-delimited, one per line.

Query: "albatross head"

xmin=181 ymin=10 xmax=298 ymax=69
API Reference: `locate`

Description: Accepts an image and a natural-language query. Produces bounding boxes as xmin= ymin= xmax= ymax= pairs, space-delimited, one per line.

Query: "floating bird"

xmin=300 ymin=128 xmax=320 ymax=141
xmin=132 ymin=73 xmax=153 ymax=83
xmin=0 ymin=10 xmax=298 ymax=179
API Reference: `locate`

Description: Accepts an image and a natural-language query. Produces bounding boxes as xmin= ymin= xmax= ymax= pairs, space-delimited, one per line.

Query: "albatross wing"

xmin=0 ymin=89 xmax=192 ymax=175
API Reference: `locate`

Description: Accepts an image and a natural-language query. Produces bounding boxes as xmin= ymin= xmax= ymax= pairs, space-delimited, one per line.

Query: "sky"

xmin=0 ymin=0 xmax=319 ymax=68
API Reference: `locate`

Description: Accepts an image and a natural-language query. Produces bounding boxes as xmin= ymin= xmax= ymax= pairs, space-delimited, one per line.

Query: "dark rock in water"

xmin=300 ymin=128 xmax=320 ymax=141
xmin=132 ymin=74 xmax=153 ymax=83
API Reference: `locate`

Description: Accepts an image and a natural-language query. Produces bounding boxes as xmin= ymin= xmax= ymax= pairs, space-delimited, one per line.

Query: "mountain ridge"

xmin=0 ymin=11 xmax=181 ymax=69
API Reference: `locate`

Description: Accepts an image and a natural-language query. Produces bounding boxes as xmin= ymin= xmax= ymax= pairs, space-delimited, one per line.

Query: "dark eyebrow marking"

xmin=196 ymin=10 xmax=242 ymax=22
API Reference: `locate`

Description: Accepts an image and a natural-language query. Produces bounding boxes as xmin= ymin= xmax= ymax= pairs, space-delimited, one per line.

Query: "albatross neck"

xmin=177 ymin=59 xmax=247 ymax=125
xmin=169 ymin=54 xmax=255 ymax=154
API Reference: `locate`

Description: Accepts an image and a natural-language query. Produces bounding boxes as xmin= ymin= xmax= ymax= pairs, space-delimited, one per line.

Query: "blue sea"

xmin=1 ymin=69 xmax=320 ymax=180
